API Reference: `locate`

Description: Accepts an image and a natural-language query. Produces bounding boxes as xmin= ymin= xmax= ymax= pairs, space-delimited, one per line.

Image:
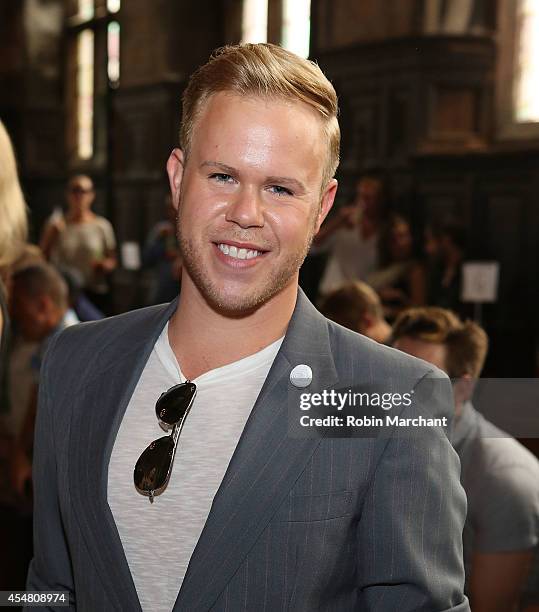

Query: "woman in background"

xmin=40 ymin=174 xmax=117 ymax=315
xmin=0 ymin=120 xmax=28 ymax=353
xmin=367 ymin=213 xmax=426 ymax=321
xmin=0 ymin=120 xmax=32 ymax=590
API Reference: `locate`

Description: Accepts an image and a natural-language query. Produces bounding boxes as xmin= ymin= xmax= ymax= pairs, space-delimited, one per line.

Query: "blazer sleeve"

xmin=26 ymin=332 xmax=76 ymax=611
xmin=355 ymin=370 xmax=470 ymax=611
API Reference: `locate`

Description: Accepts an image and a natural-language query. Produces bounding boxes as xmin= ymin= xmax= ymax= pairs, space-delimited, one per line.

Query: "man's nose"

xmin=225 ymin=186 xmax=264 ymax=228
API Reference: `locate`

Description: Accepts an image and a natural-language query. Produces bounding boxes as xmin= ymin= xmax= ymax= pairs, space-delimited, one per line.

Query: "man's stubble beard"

xmin=176 ymin=197 xmax=319 ymax=316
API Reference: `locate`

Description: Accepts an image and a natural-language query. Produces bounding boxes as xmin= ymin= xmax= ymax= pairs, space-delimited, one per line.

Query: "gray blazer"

xmin=27 ymin=290 xmax=470 ymax=611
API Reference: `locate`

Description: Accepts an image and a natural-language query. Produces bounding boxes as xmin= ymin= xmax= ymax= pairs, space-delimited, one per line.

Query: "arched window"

xmin=241 ymin=0 xmax=311 ymax=58
xmin=513 ymin=0 xmax=539 ymax=123
xmin=241 ymin=0 xmax=268 ymax=44
xmin=66 ymin=0 xmax=121 ymax=163
xmin=497 ymin=0 xmax=539 ymax=138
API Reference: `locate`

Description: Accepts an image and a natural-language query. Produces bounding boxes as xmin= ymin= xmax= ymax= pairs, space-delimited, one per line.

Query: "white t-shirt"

xmin=318 ymin=226 xmax=378 ymax=296
xmin=49 ymin=215 xmax=116 ymax=292
xmin=107 ymin=323 xmax=283 ymax=612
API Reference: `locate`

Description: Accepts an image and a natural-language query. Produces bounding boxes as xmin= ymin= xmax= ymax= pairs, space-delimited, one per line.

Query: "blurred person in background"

xmin=368 ymin=213 xmax=426 ymax=321
xmin=4 ymin=262 xmax=76 ymax=592
xmin=0 ymin=120 xmax=30 ymax=478
xmin=40 ymin=174 xmax=117 ymax=315
xmin=319 ymin=280 xmax=391 ymax=343
xmin=3 ymin=244 xmax=45 ymax=439
xmin=0 ymin=119 xmax=30 ymax=590
xmin=314 ymin=173 xmax=386 ymax=296
xmin=426 ymin=221 xmax=467 ymax=315
xmin=9 ymin=263 xmax=77 ymax=502
xmin=142 ymin=194 xmax=182 ymax=304
xmin=58 ymin=266 xmax=104 ymax=322
xmin=0 ymin=120 xmax=28 ymax=349
xmin=392 ymin=307 xmax=539 ymax=612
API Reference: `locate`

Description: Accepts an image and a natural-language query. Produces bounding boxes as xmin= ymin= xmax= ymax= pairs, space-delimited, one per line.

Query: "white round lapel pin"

xmin=290 ymin=364 xmax=313 ymax=388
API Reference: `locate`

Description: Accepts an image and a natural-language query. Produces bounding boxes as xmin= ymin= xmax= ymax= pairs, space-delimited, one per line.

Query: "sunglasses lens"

xmin=134 ymin=435 xmax=175 ymax=494
xmin=71 ymin=186 xmax=92 ymax=194
xmin=155 ymin=382 xmax=196 ymax=426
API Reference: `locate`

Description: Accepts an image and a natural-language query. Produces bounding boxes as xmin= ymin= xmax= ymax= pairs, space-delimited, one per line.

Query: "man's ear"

xmin=35 ymin=294 xmax=53 ymax=321
xmin=314 ymin=178 xmax=338 ymax=234
xmin=361 ymin=312 xmax=374 ymax=331
xmin=166 ymin=148 xmax=185 ymax=211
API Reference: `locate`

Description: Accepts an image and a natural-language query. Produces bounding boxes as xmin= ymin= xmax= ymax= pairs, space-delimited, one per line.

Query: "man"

xmin=313 ymin=173 xmax=385 ymax=297
xmin=9 ymin=263 xmax=78 ymax=499
xmin=142 ymin=194 xmax=182 ymax=305
xmin=319 ymin=280 xmax=391 ymax=343
xmin=28 ymin=44 xmax=469 ymax=611
xmin=392 ymin=307 xmax=539 ymax=612
xmin=6 ymin=263 xmax=77 ymax=589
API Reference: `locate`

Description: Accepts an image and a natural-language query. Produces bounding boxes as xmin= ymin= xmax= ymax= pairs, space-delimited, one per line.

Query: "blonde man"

xmin=392 ymin=307 xmax=539 ymax=612
xmin=28 ymin=44 xmax=468 ymax=611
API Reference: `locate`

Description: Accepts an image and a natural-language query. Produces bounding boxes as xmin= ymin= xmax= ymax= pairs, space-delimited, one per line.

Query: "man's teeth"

xmin=218 ymin=244 xmax=260 ymax=260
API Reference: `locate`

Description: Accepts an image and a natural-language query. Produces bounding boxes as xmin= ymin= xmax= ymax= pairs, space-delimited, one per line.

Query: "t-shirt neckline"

xmin=154 ymin=321 xmax=284 ymax=384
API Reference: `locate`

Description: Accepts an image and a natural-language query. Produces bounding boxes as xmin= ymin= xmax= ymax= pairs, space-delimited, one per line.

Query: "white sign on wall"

xmin=121 ymin=241 xmax=141 ymax=271
xmin=461 ymin=262 xmax=500 ymax=303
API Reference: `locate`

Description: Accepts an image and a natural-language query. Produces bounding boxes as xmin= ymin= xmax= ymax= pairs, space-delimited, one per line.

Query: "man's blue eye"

xmin=211 ymin=173 xmax=234 ymax=183
xmin=269 ymin=185 xmax=292 ymax=196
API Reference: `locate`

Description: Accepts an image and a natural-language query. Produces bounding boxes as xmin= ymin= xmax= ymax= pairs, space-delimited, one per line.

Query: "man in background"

xmin=392 ymin=307 xmax=539 ymax=612
xmin=320 ymin=280 xmax=391 ymax=343
xmin=9 ymin=263 xmax=77 ymax=499
xmin=142 ymin=194 xmax=182 ymax=304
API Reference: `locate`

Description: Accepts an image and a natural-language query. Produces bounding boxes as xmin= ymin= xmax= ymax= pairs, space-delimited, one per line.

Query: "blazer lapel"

xmin=175 ymin=290 xmax=339 ymax=611
xmin=68 ymin=301 xmax=178 ymax=611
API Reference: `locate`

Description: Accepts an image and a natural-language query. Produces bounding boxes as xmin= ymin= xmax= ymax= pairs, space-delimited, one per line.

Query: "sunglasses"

xmin=134 ymin=381 xmax=197 ymax=503
xmin=70 ymin=186 xmax=94 ymax=194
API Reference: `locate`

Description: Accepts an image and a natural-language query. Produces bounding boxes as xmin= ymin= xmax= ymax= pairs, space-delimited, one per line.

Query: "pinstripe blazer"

xmin=27 ymin=290 xmax=470 ymax=611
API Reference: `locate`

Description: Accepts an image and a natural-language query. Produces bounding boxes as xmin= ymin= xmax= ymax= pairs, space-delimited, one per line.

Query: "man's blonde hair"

xmin=0 ymin=121 xmax=28 ymax=269
xmin=392 ymin=307 xmax=488 ymax=378
xmin=180 ymin=43 xmax=340 ymax=188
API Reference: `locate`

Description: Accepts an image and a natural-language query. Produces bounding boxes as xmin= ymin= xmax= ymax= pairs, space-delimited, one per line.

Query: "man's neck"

xmin=366 ymin=320 xmax=391 ymax=344
xmin=168 ymin=278 xmax=297 ymax=381
xmin=33 ymin=309 xmax=65 ymax=343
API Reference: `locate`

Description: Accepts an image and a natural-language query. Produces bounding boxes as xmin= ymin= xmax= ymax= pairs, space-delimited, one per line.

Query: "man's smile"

xmin=213 ymin=240 xmax=269 ymax=267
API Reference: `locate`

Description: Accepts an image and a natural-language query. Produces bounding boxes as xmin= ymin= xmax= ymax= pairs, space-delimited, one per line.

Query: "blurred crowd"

xmin=305 ymin=171 xmax=468 ymax=321
xmin=0 ymin=116 xmax=538 ymax=611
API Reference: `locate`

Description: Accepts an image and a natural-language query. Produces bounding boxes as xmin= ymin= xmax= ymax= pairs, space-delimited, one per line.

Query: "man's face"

xmin=167 ymin=92 xmax=337 ymax=314
xmin=393 ymin=336 xmax=448 ymax=374
xmin=424 ymin=228 xmax=439 ymax=258
xmin=390 ymin=221 xmax=413 ymax=261
xmin=393 ymin=335 xmax=474 ymax=415
xmin=66 ymin=176 xmax=95 ymax=215
xmin=10 ymin=290 xmax=51 ymax=342
xmin=356 ymin=180 xmax=381 ymax=216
